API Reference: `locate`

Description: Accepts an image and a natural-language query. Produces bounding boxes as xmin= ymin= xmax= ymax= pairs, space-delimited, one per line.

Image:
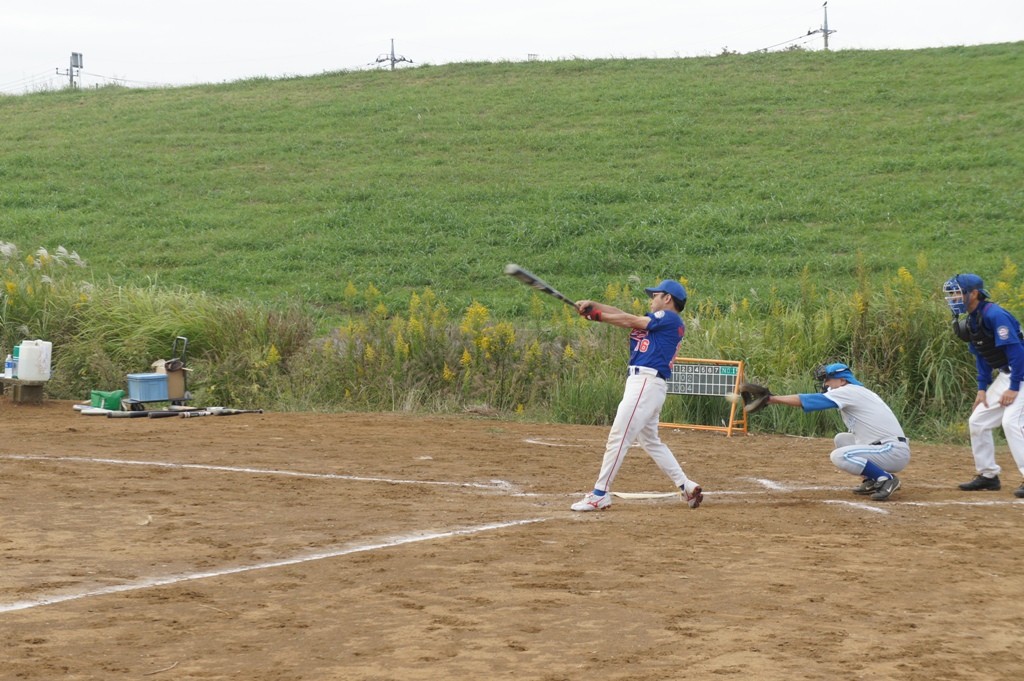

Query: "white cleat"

xmin=571 ymin=492 xmax=611 ymax=512
xmin=684 ymin=483 xmax=703 ymax=509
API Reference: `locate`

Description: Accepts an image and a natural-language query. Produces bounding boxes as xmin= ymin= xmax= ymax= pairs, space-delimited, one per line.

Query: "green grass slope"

xmin=1 ymin=44 xmax=1021 ymax=314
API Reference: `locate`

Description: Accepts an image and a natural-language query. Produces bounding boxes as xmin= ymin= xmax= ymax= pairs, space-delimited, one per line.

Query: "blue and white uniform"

xmin=592 ymin=307 xmax=697 ymax=496
xmin=963 ymin=301 xmax=1024 ymax=478
xmin=799 ymin=376 xmax=910 ymax=481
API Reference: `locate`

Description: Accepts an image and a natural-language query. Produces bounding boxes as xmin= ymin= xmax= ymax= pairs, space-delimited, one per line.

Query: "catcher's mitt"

xmin=737 ymin=382 xmax=773 ymax=414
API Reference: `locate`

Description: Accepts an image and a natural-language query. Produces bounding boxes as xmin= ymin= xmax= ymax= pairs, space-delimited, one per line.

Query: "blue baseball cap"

xmin=823 ymin=363 xmax=862 ymax=386
xmin=645 ymin=280 xmax=688 ymax=303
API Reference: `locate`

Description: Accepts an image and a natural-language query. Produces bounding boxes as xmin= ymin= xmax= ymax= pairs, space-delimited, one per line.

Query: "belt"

xmin=628 ymin=366 xmax=660 ymax=378
xmin=871 ymin=437 xmax=909 ymax=445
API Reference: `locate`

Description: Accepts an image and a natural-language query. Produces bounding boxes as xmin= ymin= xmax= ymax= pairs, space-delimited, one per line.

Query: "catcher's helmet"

xmin=943 ymin=274 xmax=989 ymax=316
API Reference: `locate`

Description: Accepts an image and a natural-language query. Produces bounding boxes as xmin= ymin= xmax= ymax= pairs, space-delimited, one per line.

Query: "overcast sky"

xmin=2 ymin=1 xmax=1022 ymax=94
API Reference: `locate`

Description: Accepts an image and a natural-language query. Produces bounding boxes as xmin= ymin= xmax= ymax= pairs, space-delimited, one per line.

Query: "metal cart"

xmin=124 ymin=336 xmax=194 ymax=411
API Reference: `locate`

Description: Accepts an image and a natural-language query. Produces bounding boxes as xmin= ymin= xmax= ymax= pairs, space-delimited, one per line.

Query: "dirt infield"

xmin=2 ymin=399 xmax=1023 ymax=680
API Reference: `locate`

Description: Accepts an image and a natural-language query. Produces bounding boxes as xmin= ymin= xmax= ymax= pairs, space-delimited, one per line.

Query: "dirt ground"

xmin=2 ymin=398 xmax=1023 ymax=680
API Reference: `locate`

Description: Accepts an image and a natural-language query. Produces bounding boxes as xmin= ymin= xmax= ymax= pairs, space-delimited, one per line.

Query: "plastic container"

xmin=91 ymin=389 xmax=126 ymax=410
xmin=16 ymin=340 xmax=52 ymax=381
xmin=11 ymin=345 xmax=18 ymax=379
xmin=127 ymin=373 xmax=169 ymax=402
xmin=3 ymin=354 xmax=11 ymax=379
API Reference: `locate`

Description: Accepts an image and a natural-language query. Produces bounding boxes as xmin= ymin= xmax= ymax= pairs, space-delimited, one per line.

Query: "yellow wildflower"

xmin=366 ymin=283 xmax=380 ymax=300
xmin=525 ymin=339 xmax=541 ymax=362
xmin=604 ymin=282 xmax=620 ymax=304
xmin=460 ymin=301 xmax=489 ymax=335
xmin=563 ymin=344 xmax=576 ymax=360
xmin=343 ymin=281 xmax=358 ymax=302
xmin=267 ymin=344 xmax=281 ymax=365
xmin=407 ymin=318 xmax=425 ymax=338
xmin=460 ymin=348 xmax=472 ymax=367
xmin=852 ymin=291 xmax=868 ymax=316
xmin=529 ymin=293 xmax=545 ymax=319
xmin=395 ymin=332 xmax=410 ymax=358
xmin=442 ymin=362 xmax=456 ymax=382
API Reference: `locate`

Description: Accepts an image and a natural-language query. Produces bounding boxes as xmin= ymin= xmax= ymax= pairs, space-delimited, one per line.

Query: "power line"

xmin=79 ymin=71 xmax=170 ymax=88
xmin=756 ymin=2 xmax=837 ymax=53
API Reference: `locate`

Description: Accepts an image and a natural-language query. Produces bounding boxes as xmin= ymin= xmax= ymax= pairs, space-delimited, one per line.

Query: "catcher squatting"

xmin=742 ymin=365 xmax=911 ymax=501
xmin=568 ymin=272 xmax=1024 ymax=509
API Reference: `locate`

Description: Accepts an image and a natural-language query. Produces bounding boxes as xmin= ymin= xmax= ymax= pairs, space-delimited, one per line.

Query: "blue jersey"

xmin=969 ymin=302 xmax=1024 ymax=391
xmin=628 ymin=310 xmax=685 ymax=379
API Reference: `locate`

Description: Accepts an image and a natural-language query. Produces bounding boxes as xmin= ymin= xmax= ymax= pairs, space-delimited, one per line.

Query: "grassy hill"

xmin=1 ymin=44 xmax=1022 ymax=315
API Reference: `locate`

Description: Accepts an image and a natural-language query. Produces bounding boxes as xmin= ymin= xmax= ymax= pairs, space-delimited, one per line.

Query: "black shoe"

xmin=958 ymin=475 xmax=1001 ymax=491
xmin=1015 ymin=482 xmax=1024 ymax=499
xmin=871 ymin=475 xmax=901 ymax=501
xmin=853 ymin=478 xmax=879 ymax=495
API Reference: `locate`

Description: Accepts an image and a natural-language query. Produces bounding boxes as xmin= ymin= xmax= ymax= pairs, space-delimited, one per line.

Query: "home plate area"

xmin=1 ymin=400 xmax=1022 ymax=680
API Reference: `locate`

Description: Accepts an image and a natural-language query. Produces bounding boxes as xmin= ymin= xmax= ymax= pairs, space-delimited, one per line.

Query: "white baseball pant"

xmin=830 ymin=432 xmax=910 ymax=476
xmin=968 ymin=371 xmax=1024 ymax=478
xmin=593 ymin=370 xmax=693 ymax=493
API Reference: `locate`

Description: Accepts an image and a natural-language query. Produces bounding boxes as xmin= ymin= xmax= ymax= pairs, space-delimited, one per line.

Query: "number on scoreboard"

xmin=667 ymin=362 xmax=739 ymax=396
xmin=661 ymin=358 xmax=747 ymax=436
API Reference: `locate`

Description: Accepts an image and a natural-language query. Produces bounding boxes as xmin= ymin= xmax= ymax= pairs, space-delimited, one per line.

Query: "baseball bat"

xmin=213 ymin=409 xmax=264 ymax=416
xmin=180 ymin=410 xmax=213 ymax=418
xmin=108 ymin=410 xmax=165 ymax=418
xmin=504 ymin=264 xmax=578 ymax=307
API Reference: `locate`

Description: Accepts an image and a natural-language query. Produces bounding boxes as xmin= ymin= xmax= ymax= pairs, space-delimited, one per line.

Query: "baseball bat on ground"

xmin=108 ymin=410 xmax=166 ymax=418
xmin=504 ymin=264 xmax=578 ymax=307
xmin=180 ymin=408 xmax=264 ymax=418
xmin=180 ymin=410 xmax=213 ymax=418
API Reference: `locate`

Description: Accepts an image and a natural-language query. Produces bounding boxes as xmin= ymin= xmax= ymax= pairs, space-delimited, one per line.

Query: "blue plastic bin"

xmin=127 ymin=373 xmax=169 ymax=402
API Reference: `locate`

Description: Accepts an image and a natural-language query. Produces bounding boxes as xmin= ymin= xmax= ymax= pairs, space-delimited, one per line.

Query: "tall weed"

xmin=2 ymin=239 xmax=1018 ymax=443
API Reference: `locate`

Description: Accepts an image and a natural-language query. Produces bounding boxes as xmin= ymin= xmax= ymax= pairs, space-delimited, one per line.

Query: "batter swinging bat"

xmin=504 ymin=264 xmax=578 ymax=307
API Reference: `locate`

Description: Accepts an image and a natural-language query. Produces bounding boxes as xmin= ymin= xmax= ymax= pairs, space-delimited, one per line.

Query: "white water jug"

xmin=17 ymin=340 xmax=52 ymax=381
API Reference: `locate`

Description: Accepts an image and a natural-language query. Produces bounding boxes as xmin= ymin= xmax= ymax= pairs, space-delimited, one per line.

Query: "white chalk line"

xmin=523 ymin=438 xmax=643 ymax=449
xmin=823 ymin=500 xmax=890 ymax=514
xmin=0 ymin=517 xmax=550 ymax=615
xmin=523 ymin=438 xmax=587 ymax=448
xmin=899 ymin=500 xmax=1024 ymax=507
xmin=5 ymin=455 xmax=1017 ymax=511
xmin=0 ymin=454 xmax=513 ymax=491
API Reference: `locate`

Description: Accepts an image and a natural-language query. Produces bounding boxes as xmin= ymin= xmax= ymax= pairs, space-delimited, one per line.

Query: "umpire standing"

xmin=943 ymin=274 xmax=1024 ymax=498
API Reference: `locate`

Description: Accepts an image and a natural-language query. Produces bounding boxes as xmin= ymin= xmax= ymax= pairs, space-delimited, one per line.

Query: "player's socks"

xmin=861 ymin=461 xmax=889 ymax=481
xmin=592 ymin=489 xmax=607 ymax=496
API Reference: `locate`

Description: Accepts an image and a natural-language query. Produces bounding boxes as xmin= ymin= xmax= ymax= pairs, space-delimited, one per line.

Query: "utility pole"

xmin=374 ymin=39 xmax=413 ymax=71
xmin=56 ymin=52 xmax=83 ymax=88
xmin=807 ymin=2 xmax=837 ymax=50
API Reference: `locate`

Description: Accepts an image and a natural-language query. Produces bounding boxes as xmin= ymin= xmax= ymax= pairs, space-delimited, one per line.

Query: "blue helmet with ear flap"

xmin=813 ymin=362 xmax=863 ymax=391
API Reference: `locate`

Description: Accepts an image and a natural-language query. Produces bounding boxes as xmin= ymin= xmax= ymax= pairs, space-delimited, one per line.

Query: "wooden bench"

xmin=0 ymin=377 xmax=47 ymax=404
